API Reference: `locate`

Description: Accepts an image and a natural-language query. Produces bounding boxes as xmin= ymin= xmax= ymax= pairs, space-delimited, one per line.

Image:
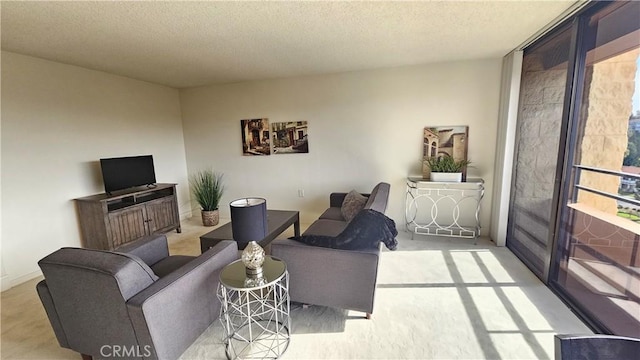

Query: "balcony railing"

xmin=573 ymin=165 xmax=640 ymax=207
xmin=566 ymin=165 xmax=640 ymax=336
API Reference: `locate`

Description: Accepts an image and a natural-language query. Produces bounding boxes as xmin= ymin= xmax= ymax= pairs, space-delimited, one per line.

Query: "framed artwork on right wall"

xmin=422 ymin=125 xmax=469 ymax=179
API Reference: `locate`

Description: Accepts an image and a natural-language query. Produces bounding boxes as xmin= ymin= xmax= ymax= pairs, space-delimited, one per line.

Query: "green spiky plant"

xmin=425 ymin=155 xmax=471 ymax=173
xmin=190 ymin=170 xmax=225 ymax=211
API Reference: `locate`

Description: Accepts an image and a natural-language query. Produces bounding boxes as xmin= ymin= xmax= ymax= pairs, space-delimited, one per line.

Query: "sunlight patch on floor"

xmin=489 ymin=332 xmax=552 ymax=360
xmin=476 ymin=251 xmax=516 ymax=283
xmin=469 ymin=287 xmax=520 ymax=331
xmin=501 ymin=287 xmax=553 ymax=331
xmin=451 ymin=251 xmax=490 ymax=283
xmin=378 ymin=250 xmax=454 ymax=284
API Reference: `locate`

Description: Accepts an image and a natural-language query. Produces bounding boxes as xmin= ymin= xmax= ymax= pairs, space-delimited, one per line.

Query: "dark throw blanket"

xmin=291 ymin=209 xmax=398 ymax=251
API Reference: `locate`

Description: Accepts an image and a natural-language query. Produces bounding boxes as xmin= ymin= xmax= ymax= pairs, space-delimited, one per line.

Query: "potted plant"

xmin=190 ymin=169 xmax=225 ymax=226
xmin=424 ymin=155 xmax=471 ymax=182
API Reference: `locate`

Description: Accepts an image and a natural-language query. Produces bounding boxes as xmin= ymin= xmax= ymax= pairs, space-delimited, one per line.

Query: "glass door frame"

xmin=505 ymin=0 xmax=624 ymax=333
xmin=545 ymin=14 xmax=589 ymax=284
xmin=545 ymin=1 xmax=637 ymax=334
xmin=505 ymin=9 xmax=589 ymax=283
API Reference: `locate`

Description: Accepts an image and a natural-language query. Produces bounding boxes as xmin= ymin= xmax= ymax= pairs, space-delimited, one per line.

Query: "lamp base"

xmin=246 ymin=266 xmax=264 ymax=278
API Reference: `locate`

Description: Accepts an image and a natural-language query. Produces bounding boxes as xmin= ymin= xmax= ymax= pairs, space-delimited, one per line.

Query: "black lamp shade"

xmin=230 ymin=198 xmax=268 ymax=246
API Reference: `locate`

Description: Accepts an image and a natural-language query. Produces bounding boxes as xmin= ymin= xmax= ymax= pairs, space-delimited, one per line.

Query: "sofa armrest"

xmin=36 ymin=280 xmax=70 ymax=349
xmin=329 ymin=192 xmax=371 ymax=208
xmin=115 ymin=234 xmax=169 ymax=267
xmin=364 ymin=182 xmax=390 ymax=214
xmin=126 ymin=240 xmax=238 ymax=360
xmin=271 ymin=239 xmax=380 ymax=314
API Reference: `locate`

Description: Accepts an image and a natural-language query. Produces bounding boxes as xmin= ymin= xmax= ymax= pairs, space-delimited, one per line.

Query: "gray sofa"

xmin=271 ymin=182 xmax=390 ymax=318
xmin=37 ymin=234 xmax=238 ymax=360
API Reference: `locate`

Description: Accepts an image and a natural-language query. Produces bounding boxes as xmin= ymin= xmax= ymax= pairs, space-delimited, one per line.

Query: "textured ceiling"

xmin=1 ymin=1 xmax=577 ymax=88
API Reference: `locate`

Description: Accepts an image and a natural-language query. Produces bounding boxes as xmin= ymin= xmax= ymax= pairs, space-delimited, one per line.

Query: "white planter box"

xmin=430 ymin=172 xmax=462 ymax=182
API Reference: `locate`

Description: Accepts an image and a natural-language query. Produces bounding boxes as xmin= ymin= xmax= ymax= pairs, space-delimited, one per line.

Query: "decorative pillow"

xmin=341 ymin=190 xmax=368 ymax=222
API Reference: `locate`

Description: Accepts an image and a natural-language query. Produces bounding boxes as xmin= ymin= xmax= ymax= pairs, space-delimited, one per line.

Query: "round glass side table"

xmin=217 ymin=256 xmax=290 ymax=360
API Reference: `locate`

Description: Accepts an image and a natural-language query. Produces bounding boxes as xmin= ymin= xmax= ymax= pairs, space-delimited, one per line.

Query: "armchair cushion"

xmin=150 ymin=255 xmax=196 ymax=278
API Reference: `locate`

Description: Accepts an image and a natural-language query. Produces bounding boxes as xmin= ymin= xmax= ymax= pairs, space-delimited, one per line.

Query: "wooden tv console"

xmin=75 ymin=183 xmax=181 ymax=250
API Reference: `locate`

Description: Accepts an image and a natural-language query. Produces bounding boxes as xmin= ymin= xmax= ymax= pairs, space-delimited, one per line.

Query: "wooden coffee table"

xmin=200 ymin=209 xmax=300 ymax=253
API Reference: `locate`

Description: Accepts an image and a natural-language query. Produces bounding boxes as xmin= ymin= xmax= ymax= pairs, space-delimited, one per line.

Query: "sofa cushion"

xmin=341 ymin=190 xmax=368 ymax=222
xmin=319 ymin=207 xmax=345 ymax=221
xmin=303 ymin=219 xmax=348 ymax=237
xmin=293 ymin=209 xmax=398 ymax=251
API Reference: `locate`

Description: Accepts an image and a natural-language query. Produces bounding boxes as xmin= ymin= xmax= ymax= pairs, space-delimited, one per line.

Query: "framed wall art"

xmin=241 ymin=118 xmax=271 ymax=156
xmin=271 ymin=121 xmax=309 ymax=154
xmin=422 ymin=125 xmax=469 ymax=178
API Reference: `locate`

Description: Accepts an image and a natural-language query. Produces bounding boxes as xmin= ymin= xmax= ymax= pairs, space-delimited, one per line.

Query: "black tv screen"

xmin=100 ymin=155 xmax=156 ymax=194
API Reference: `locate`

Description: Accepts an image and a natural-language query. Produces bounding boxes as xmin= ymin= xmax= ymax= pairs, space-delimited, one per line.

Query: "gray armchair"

xmin=37 ymin=234 xmax=238 ymax=360
xmin=555 ymin=334 xmax=640 ymax=360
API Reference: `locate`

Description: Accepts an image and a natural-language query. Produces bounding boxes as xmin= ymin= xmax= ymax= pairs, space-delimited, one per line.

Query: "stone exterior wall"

xmin=518 ymin=54 xmax=566 ymax=204
xmin=510 ymin=53 xmax=567 ymax=267
xmin=577 ymin=49 xmax=640 ymax=214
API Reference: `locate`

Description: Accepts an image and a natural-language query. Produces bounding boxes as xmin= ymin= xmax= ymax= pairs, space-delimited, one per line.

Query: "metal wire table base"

xmin=217 ymin=273 xmax=290 ymax=360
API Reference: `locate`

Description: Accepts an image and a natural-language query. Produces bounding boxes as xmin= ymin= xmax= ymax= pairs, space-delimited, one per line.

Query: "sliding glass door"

xmin=507 ymin=1 xmax=640 ymax=336
xmin=549 ymin=1 xmax=640 ymax=337
xmin=506 ymin=24 xmax=573 ymax=279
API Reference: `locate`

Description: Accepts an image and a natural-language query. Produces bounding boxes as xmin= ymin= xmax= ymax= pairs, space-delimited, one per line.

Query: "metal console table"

xmin=405 ymin=176 xmax=484 ymax=242
xmin=217 ymin=256 xmax=290 ymax=360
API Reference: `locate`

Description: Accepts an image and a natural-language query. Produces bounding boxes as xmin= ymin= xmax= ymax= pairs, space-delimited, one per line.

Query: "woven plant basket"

xmin=201 ymin=209 xmax=219 ymax=227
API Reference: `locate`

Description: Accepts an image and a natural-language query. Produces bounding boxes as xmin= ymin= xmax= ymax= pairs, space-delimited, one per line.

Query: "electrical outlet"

xmin=298 ymin=189 xmax=304 ymax=197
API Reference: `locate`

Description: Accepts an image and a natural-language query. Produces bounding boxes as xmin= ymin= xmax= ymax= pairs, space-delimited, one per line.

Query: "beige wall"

xmin=0 ymin=52 xmax=191 ymax=288
xmin=180 ymin=59 xmax=501 ymax=230
xmin=0 ymin=54 xmax=503 ymax=288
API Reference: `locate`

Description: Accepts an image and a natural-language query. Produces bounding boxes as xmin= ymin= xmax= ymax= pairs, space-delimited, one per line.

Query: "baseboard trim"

xmin=180 ymin=209 xmax=193 ymax=221
xmin=0 ymin=275 xmax=11 ymax=292
xmin=2 ymin=270 xmax=43 ymax=292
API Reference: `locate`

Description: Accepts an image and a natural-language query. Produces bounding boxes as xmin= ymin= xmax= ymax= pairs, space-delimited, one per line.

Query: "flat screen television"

xmin=100 ymin=155 xmax=156 ymax=194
